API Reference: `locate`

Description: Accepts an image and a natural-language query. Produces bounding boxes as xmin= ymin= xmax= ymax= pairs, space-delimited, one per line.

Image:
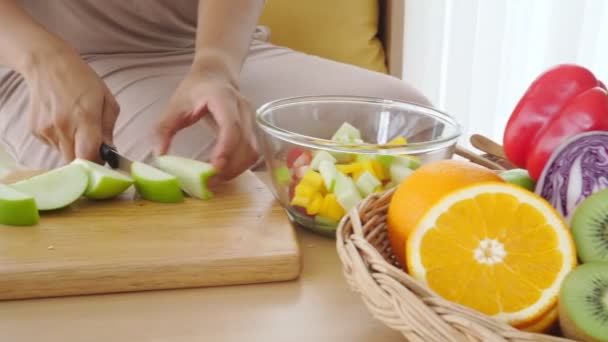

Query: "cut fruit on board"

xmin=10 ymin=164 xmax=88 ymax=210
xmin=0 ymin=184 xmax=39 ymax=226
xmin=131 ymin=161 xmax=183 ymax=203
xmin=72 ymin=159 xmax=134 ymax=200
xmin=154 ymin=155 xmax=217 ymax=200
xmin=406 ymin=182 xmax=576 ymax=327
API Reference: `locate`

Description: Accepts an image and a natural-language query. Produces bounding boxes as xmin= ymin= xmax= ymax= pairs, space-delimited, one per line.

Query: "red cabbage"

xmin=535 ymin=131 xmax=608 ymax=222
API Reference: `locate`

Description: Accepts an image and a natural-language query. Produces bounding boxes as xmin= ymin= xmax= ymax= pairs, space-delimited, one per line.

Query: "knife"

xmin=99 ymin=143 xmax=134 ymax=173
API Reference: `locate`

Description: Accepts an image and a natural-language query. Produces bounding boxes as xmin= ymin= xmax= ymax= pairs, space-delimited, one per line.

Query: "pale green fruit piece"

xmin=0 ymin=184 xmax=39 ymax=226
xmin=318 ymin=160 xmax=339 ymax=192
xmin=499 ymin=168 xmax=536 ymax=191
xmin=11 ymin=164 xmax=88 ymax=210
xmin=331 ymin=122 xmax=362 ymax=143
xmin=355 ymin=171 xmax=381 ymax=197
xmin=334 ymin=173 xmax=362 ymax=212
xmin=390 ymin=163 xmax=414 ymax=185
xmin=273 ymin=165 xmax=291 ymax=186
xmin=131 ymin=161 xmax=183 ymax=203
xmin=310 ymin=150 xmax=337 ymax=171
xmin=154 ymin=155 xmax=217 ymax=200
xmin=72 ymin=159 xmax=134 ymax=200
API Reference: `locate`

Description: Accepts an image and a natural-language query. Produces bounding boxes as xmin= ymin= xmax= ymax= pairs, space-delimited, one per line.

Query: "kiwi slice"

xmin=559 ymin=263 xmax=608 ymax=342
xmin=571 ymin=190 xmax=608 ymax=263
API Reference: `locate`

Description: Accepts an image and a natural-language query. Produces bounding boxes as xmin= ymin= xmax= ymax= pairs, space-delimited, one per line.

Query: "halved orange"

xmin=406 ymin=182 xmax=576 ymax=327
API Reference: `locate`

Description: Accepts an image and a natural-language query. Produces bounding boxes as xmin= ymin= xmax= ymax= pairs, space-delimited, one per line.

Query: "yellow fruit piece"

xmin=291 ymin=195 xmax=310 ymax=208
xmin=336 ymin=163 xmax=363 ymax=175
xmin=295 ymin=182 xmax=316 ymax=198
xmin=387 ymin=159 xmax=504 ymax=270
xmin=388 ymin=136 xmax=408 ymax=145
xmin=306 ymin=193 xmax=323 ymax=215
xmin=358 ymin=160 xmax=378 ymax=179
xmin=319 ymin=194 xmax=345 ymax=222
xmin=352 ymin=170 xmax=364 ymax=181
xmin=301 ymin=169 xmax=324 ymax=191
xmin=371 ymin=160 xmax=388 ymax=181
xmin=406 ymin=182 xmax=576 ymax=328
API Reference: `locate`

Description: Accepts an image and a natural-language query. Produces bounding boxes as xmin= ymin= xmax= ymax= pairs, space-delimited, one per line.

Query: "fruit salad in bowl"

xmin=255 ymin=96 xmax=462 ymax=236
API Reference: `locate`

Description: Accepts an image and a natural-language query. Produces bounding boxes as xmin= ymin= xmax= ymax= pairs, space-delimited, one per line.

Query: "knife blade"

xmin=99 ymin=143 xmax=134 ymax=173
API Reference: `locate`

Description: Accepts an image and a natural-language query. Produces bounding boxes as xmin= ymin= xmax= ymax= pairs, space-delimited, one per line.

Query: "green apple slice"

xmin=72 ymin=159 xmax=134 ymax=200
xmin=11 ymin=164 xmax=88 ymax=210
xmin=154 ymin=155 xmax=217 ymax=200
xmin=273 ymin=165 xmax=291 ymax=186
xmin=390 ymin=163 xmax=414 ymax=185
xmin=131 ymin=161 xmax=183 ymax=203
xmin=310 ymin=150 xmax=337 ymax=171
xmin=355 ymin=171 xmax=382 ymax=197
xmin=0 ymin=184 xmax=39 ymax=226
xmin=318 ymin=160 xmax=339 ymax=192
xmin=334 ymin=172 xmax=362 ymax=212
xmin=331 ymin=122 xmax=362 ymax=143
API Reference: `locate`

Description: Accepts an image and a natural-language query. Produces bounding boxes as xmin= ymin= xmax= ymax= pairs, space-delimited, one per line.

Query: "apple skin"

xmin=499 ymin=168 xmax=536 ymax=191
xmin=72 ymin=159 xmax=134 ymax=200
xmin=153 ymin=155 xmax=217 ymax=200
xmin=0 ymin=185 xmax=39 ymax=226
xmin=131 ymin=162 xmax=183 ymax=203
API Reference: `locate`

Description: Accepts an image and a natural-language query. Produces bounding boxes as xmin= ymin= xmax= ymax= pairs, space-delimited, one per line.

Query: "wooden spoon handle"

xmin=455 ymin=145 xmax=506 ymax=171
xmin=470 ymin=134 xmax=506 ymax=159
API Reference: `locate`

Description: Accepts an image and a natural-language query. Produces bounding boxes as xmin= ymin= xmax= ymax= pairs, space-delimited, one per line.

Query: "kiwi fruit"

xmin=559 ymin=263 xmax=608 ymax=342
xmin=571 ymin=190 xmax=608 ymax=263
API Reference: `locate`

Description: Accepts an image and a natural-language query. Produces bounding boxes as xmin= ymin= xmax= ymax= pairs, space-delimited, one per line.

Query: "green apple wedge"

xmin=0 ymin=184 xmax=39 ymax=226
xmin=131 ymin=161 xmax=183 ymax=203
xmin=11 ymin=164 xmax=88 ymax=210
xmin=72 ymin=159 xmax=134 ymax=200
xmin=153 ymin=155 xmax=217 ymax=200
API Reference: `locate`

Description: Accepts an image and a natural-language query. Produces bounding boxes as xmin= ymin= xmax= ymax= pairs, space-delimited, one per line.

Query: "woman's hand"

xmin=24 ymin=46 xmax=119 ymax=163
xmin=154 ymin=65 xmax=258 ymax=181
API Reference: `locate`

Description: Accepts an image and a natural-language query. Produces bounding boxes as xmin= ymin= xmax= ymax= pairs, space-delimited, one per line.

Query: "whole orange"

xmin=387 ymin=159 xmax=503 ymax=269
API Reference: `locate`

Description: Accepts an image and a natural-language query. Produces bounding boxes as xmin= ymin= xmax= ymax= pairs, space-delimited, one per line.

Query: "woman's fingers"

xmin=208 ymin=94 xmax=241 ymax=171
xmin=101 ymin=90 xmax=120 ymax=145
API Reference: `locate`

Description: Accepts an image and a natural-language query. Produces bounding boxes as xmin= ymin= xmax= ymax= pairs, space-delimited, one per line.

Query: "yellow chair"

xmin=258 ymin=0 xmax=404 ymax=77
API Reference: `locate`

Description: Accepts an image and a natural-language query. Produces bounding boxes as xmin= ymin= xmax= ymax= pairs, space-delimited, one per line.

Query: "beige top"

xmin=17 ymin=0 xmax=199 ymax=54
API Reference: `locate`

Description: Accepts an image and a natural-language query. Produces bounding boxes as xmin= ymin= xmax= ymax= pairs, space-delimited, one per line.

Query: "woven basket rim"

xmin=335 ymin=188 xmax=575 ymax=342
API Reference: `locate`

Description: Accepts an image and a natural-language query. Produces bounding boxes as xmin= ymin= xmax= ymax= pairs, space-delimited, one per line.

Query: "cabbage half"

xmin=535 ymin=131 xmax=608 ymax=222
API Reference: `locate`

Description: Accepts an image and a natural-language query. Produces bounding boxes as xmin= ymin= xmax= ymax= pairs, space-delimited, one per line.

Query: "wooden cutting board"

xmin=0 ymin=170 xmax=301 ymax=301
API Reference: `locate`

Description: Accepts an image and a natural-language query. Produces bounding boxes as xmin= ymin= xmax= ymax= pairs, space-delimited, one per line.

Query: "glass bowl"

xmin=255 ymin=96 xmax=462 ymax=237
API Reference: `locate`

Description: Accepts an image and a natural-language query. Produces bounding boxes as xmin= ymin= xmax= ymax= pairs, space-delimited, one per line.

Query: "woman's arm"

xmin=0 ymin=0 xmax=72 ymax=74
xmin=0 ymin=0 xmax=119 ymax=163
xmin=192 ymin=0 xmax=265 ymax=84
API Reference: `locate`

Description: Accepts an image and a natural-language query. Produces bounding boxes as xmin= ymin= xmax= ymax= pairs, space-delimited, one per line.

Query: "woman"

xmin=0 ymin=0 xmax=429 ymax=182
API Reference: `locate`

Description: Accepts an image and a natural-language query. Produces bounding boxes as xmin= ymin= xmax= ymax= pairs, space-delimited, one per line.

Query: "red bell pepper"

xmin=526 ymin=87 xmax=608 ymax=180
xmin=503 ymin=64 xmax=600 ymax=168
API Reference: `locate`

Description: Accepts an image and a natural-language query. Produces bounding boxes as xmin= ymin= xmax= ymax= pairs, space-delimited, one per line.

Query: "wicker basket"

xmin=336 ymin=187 xmax=575 ymax=342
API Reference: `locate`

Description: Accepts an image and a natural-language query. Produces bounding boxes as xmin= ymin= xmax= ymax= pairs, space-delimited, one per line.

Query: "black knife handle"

xmin=99 ymin=143 xmax=119 ymax=169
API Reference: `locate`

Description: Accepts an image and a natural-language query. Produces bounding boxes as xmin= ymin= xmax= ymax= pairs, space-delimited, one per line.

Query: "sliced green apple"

xmin=11 ymin=164 xmax=88 ymax=210
xmin=355 ymin=171 xmax=382 ymax=197
xmin=310 ymin=150 xmax=337 ymax=171
xmin=72 ymin=159 xmax=134 ymax=200
xmin=0 ymin=184 xmax=39 ymax=226
xmin=131 ymin=161 xmax=183 ymax=203
xmin=331 ymin=122 xmax=362 ymax=143
xmin=390 ymin=163 xmax=414 ymax=185
xmin=334 ymin=172 xmax=362 ymax=212
xmin=154 ymin=155 xmax=217 ymax=200
xmin=273 ymin=165 xmax=291 ymax=186
xmin=318 ymin=160 xmax=339 ymax=192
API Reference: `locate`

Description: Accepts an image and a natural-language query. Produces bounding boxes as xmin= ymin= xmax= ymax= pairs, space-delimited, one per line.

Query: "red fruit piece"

xmin=286 ymin=147 xmax=307 ymax=168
